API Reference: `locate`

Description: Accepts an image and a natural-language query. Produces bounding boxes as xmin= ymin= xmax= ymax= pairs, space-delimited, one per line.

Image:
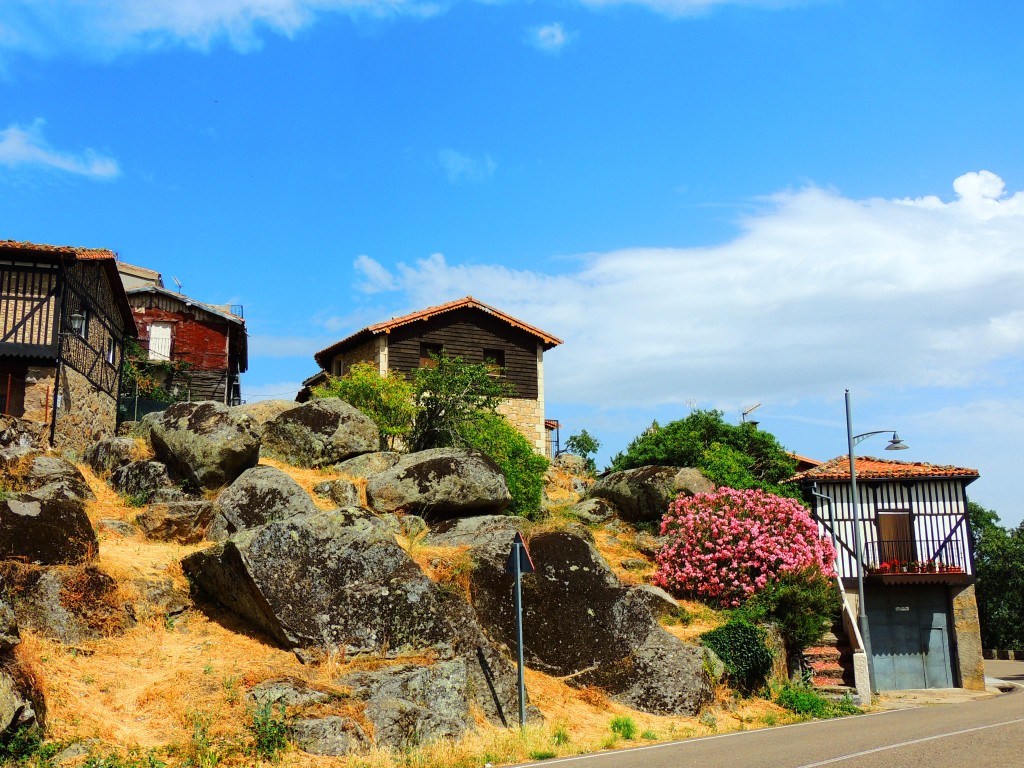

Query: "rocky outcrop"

xmin=431 ymin=521 xmax=712 ymax=716
xmin=261 ymin=400 xmax=380 ymax=468
xmin=233 ymin=400 xmax=297 ymax=427
xmin=210 ymin=465 xmax=317 ymax=541
xmin=587 ymin=466 xmax=714 ymax=523
xmin=365 ymin=448 xmax=511 ymax=519
xmin=570 ymin=497 xmax=617 ymax=524
xmin=21 ymin=455 xmax=95 ymax=503
xmin=313 ymin=479 xmax=361 ymax=508
xmin=135 ymin=501 xmax=216 ymax=544
xmin=148 ymin=401 xmax=261 ymax=490
xmin=0 ymin=664 xmax=41 ymax=746
xmin=0 ymin=496 xmax=98 ymax=565
xmin=0 ymin=592 xmax=19 ymax=653
xmin=182 ymin=509 xmax=520 ymax=727
xmin=83 ymin=437 xmax=142 ymax=476
xmin=0 ymin=415 xmax=44 ymax=450
xmin=109 ymin=460 xmax=178 ymax=501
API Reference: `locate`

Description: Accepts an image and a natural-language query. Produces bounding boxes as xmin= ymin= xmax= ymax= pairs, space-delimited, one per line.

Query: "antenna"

xmin=172 ymin=276 xmax=182 ymax=294
xmin=741 ymin=403 xmax=762 ymax=423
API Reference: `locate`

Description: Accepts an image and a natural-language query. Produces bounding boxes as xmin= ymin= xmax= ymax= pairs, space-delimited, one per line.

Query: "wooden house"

xmin=307 ymin=297 xmax=562 ymax=453
xmin=789 ymin=456 xmax=985 ymax=692
xmin=117 ymin=262 xmax=247 ymax=405
xmin=0 ymin=240 xmax=137 ymax=451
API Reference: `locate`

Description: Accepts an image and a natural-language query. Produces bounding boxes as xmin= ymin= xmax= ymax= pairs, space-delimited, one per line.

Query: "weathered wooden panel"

xmin=0 ymin=265 xmax=59 ymax=350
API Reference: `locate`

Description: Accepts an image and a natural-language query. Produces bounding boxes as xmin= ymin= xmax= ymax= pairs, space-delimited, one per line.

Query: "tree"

xmin=610 ymin=409 xmax=800 ymax=498
xmin=564 ymin=428 xmax=601 ymax=474
xmin=312 ymin=362 xmax=417 ymax=448
xmin=654 ymin=487 xmax=836 ymax=608
xmin=409 ymin=353 xmax=511 ymax=452
xmin=970 ymin=502 xmax=1024 ymax=650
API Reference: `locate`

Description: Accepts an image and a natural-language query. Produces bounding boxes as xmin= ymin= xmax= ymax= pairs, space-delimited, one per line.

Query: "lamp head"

xmin=885 ymin=432 xmax=908 ymax=451
xmin=69 ymin=311 xmax=86 ymax=336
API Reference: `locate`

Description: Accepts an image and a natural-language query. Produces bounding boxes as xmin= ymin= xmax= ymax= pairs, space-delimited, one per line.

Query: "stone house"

xmin=0 ymin=240 xmax=137 ymax=452
xmin=305 ymin=297 xmax=562 ymax=453
xmin=116 ymin=263 xmax=248 ymax=406
xmin=789 ymin=456 xmax=985 ymax=692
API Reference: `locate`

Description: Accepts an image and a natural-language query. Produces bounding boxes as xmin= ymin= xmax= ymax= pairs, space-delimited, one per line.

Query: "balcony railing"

xmin=865 ymin=538 xmax=968 ymax=574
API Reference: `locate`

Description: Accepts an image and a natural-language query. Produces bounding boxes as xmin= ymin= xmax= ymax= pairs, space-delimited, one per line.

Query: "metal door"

xmin=867 ymin=585 xmax=954 ymax=690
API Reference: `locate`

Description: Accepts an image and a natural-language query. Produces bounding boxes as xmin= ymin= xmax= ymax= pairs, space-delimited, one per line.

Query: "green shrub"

xmin=246 ymin=700 xmax=289 ymax=762
xmin=700 ymin=619 xmax=774 ymax=693
xmin=313 ymin=361 xmax=417 ymax=449
xmin=640 ymin=729 xmax=658 ymax=740
xmin=529 ymin=749 xmax=558 ymax=760
xmin=736 ymin=568 xmax=840 ymax=654
xmin=609 ymin=715 xmax=637 ymax=740
xmin=0 ymin=727 xmax=47 ymax=764
xmin=551 ymin=724 xmax=570 ymax=746
xmin=775 ymin=683 xmax=860 ymax=718
xmin=462 ymin=412 xmax=549 ymax=519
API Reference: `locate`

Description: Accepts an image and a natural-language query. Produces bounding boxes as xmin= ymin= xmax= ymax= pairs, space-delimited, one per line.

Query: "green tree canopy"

xmin=610 ymin=409 xmax=800 ymax=498
xmin=970 ymin=502 xmax=1024 ymax=650
xmin=311 ymin=361 xmax=417 ymax=449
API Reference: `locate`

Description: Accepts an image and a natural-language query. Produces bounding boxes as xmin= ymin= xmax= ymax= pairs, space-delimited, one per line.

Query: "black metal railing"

xmin=865 ymin=538 xmax=968 ymax=574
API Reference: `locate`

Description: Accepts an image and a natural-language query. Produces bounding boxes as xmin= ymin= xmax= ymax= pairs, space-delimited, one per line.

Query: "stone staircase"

xmin=803 ymin=620 xmax=857 ymax=700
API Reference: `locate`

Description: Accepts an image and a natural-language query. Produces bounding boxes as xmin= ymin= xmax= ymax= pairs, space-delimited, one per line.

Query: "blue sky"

xmin=2 ymin=0 xmax=1023 ymax=526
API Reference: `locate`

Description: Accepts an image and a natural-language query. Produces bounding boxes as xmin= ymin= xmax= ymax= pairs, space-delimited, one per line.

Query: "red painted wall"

xmin=133 ymin=307 xmax=229 ymax=371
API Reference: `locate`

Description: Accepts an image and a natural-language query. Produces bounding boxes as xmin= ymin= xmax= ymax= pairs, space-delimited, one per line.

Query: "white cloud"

xmin=528 ymin=23 xmax=573 ymax=54
xmin=0 ymin=119 xmax=120 ymax=179
xmin=354 ymin=253 xmax=396 ymax=293
xmin=0 ymin=0 xmax=443 ymax=58
xmin=437 ymin=149 xmax=497 ymax=184
xmin=353 ymin=171 xmax=1024 ymax=410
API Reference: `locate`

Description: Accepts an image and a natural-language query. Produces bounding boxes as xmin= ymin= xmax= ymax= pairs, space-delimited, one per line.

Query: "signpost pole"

xmin=514 ymin=538 xmax=526 ymax=729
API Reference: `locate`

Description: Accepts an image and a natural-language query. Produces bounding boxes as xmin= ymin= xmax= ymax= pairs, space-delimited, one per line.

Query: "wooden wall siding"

xmin=0 ymin=264 xmax=60 ymax=354
xmin=386 ymin=308 xmax=539 ymax=399
xmin=813 ymin=479 xmax=973 ymax=577
xmin=60 ymin=263 xmax=127 ymax=398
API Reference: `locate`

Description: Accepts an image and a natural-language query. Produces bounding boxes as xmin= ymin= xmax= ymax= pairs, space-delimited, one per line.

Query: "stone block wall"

xmin=22 ymin=366 xmax=56 ymax=423
xmin=950 ymin=583 xmax=986 ymax=690
xmin=53 ymin=366 xmax=118 ymax=455
xmin=498 ymin=397 xmax=544 ymax=454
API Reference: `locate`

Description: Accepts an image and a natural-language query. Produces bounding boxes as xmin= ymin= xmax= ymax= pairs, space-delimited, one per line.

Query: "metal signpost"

xmin=505 ymin=531 xmax=534 ymax=728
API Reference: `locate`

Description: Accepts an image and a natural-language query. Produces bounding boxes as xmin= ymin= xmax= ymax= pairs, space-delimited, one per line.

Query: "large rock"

xmin=109 ymin=460 xmax=177 ymax=500
xmin=21 ymin=456 xmax=95 ymax=503
xmin=210 ymin=465 xmax=318 ymax=540
xmin=135 ymin=501 xmax=216 ymax=544
xmin=0 ymin=496 xmax=98 ymax=565
xmin=83 ymin=437 xmax=142 ymax=476
xmin=0 ymin=415 xmax=44 ymax=450
xmin=233 ymin=400 xmax=298 ymax=427
xmin=261 ymin=400 xmax=380 ymax=468
xmin=365 ymin=448 xmax=511 ymax=519
xmin=148 ymin=401 xmax=261 ymax=490
xmin=447 ymin=525 xmax=712 ymax=715
xmin=0 ymin=591 xmax=19 ymax=653
xmin=182 ymin=509 xmax=520 ymax=726
xmin=587 ymin=466 xmax=714 ymax=523
xmin=291 ymin=716 xmax=369 ymax=756
xmin=3 ymin=565 xmax=134 ymax=643
xmin=334 ymin=451 xmax=401 ymax=478
xmin=0 ymin=665 xmax=41 ymax=745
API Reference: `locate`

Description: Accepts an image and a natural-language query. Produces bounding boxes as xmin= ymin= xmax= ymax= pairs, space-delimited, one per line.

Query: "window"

xmin=483 ymin=348 xmax=505 ymax=376
xmin=105 ymin=338 xmax=116 ymax=365
xmin=149 ymin=321 xmax=173 ymax=361
xmin=332 ymin=359 xmax=344 ymax=377
xmin=419 ymin=343 xmax=443 ymax=368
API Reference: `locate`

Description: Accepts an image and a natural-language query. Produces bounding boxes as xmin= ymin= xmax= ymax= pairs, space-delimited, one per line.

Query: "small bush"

xmin=246 ymin=700 xmax=289 ymax=762
xmin=775 ymin=683 xmax=860 ymax=719
xmin=700 ymin=618 xmax=774 ymax=693
xmin=529 ymin=749 xmax=558 ymax=760
xmin=461 ymin=412 xmax=549 ymax=519
xmin=640 ymin=729 xmax=658 ymax=740
xmin=736 ymin=568 xmax=840 ymax=653
xmin=312 ymin=361 xmax=417 ymax=449
xmin=551 ymin=724 xmax=570 ymax=746
xmin=609 ymin=715 xmax=637 ymax=740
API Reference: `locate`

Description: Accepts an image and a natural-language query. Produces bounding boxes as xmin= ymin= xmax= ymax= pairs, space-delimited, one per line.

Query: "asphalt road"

xmin=512 ymin=668 xmax=1023 ymax=768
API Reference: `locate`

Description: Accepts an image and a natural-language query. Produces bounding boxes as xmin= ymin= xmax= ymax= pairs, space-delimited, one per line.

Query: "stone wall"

xmin=497 ymin=397 xmax=544 ymax=454
xmin=950 ymin=583 xmax=986 ymax=690
xmin=22 ymin=366 xmax=56 ymax=424
xmin=52 ymin=365 xmax=118 ymax=455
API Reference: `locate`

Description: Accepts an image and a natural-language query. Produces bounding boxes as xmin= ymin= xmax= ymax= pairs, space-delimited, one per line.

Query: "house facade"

xmin=309 ymin=297 xmax=562 ymax=453
xmin=116 ymin=264 xmax=248 ymax=406
xmin=0 ymin=240 xmax=136 ymax=451
xmin=789 ymin=456 xmax=985 ymax=691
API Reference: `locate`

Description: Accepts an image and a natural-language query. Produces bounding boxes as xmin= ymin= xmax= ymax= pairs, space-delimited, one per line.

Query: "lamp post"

xmin=844 ymin=389 xmax=907 ymax=693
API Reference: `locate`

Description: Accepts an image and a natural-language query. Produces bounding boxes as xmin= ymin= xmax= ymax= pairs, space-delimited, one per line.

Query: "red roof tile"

xmin=787 ymin=456 xmax=979 ymax=483
xmin=314 ymin=296 xmax=562 ymax=368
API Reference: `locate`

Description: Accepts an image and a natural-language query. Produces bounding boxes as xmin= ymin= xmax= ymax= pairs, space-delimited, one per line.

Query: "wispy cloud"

xmin=528 ymin=23 xmax=573 ymax=54
xmin=353 ymin=170 xmax=1024 ymax=409
xmin=0 ymin=119 xmax=120 ymax=179
xmin=437 ymin=149 xmax=497 ymax=184
xmin=0 ymin=0 xmax=443 ymax=59
xmin=577 ymin=0 xmax=811 ymax=18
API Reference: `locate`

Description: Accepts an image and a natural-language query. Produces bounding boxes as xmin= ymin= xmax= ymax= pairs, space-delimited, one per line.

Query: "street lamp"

xmin=845 ymin=389 xmax=908 ymax=694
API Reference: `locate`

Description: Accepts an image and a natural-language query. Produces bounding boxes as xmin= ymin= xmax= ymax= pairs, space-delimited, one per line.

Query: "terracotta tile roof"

xmin=315 ymin=296 xmax=563 ymax=368
xmin=787 ymin=456 xmax=979 ymax=483
xmin=0 ymin=239 xmax=116 ymax=261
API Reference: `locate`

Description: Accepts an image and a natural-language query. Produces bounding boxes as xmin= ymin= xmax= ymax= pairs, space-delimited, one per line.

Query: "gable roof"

xmin=0 ymin=239 xmax=137 ymax=335
xmin=126 ymin=285 xmax=245 ymax=325
xmin=314 ymin=296 xmax=563 ymax=368
xmin=787 ymin=455 xmax=979 ymax=484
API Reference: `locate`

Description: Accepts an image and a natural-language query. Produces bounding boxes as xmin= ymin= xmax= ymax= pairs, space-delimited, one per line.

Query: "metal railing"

xmin=865 ymin=538 xmax=968 ymax=573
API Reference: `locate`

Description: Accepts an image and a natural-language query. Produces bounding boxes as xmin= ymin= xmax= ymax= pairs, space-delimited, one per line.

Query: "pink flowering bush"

xmin=654 ymin=488 xmax=836 ymax=608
